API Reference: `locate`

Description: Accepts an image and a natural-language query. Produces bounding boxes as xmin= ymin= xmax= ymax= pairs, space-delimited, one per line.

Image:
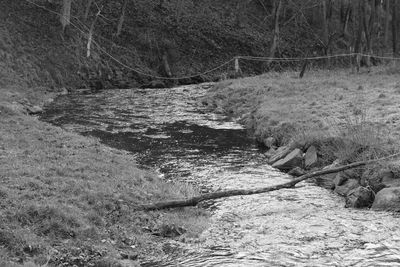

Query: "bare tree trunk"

xmin=339 ymin=0 xmax=352 ymax=55
xmin=84 ymin=0 xmax=94 ymax=21
xmin=60 ymin=0 xmax=72 ymax=33
xmin=175 ymin=0 xmax=184 ymax=24
xmin=299 ymin=59 xmax=308 ymax=78
xmin=363 ymin=0 xmax=376 ymax=67
xmin=321 ymin=0 xmax=329 ymax=55
xmin=393 ymin=0 xmax=398 ymax=56
xmin=162 ymin=53 xmax=172 ymax=77
xmin=87 ymin=10 xmax=100 ymax=58
xmin=266 ymin=0 xmax=282 ymax=66
xmin=116 ymin=0 xmax=129 ymax=37
xmin=342 ymin=1 xmax=351 ymax=38
xmin=384 ymin=0 xmax=390 ymax=50
xmin=354 ymin=0 xmax=364 ymax=72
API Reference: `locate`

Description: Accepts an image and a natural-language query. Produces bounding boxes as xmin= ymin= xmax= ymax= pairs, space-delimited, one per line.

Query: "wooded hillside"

xmin=1 ymin=0 xmax=398 ymax=89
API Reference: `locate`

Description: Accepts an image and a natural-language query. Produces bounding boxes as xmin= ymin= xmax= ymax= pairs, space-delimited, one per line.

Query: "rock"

xmin=60 ymin=87 xmax=69 ymax=95
xmin=371 ymin=187 xmax=400 ymax=211
xmin=264 ymin=147 xmax=276 ymax=158
xmin=334 ymin=179 xmax=359 ymax=196
xmin=161 ymin=242 xmax=180 ymax=254
xmin=334 ymin=170 xmax=360 ymax=188
xmin=120 ymin=252 xmax=138 ymax=260
xmin=321 ymin=159 xmax=342 ymax=171
xmin=333 ymin=172 xmax=348 ymax=188
xmin=272 ymin=148 xmax=303 ymax=171
xmin=363 ymin=170 xmax=400 ymax=193
xmin=7 ymin=102 xmax=27 ymax=114
xmin=315 ymin=173 xmax=336 ymax=190
xmin=304 ymin=145 xmax=318 ymax=169
xmin=143 ymin=80 xmax=166 ymax=89
xmin=26 ymin=105 xmax=43 ymax=115
xmin=288 ymin=167 xmax=306 ymax=177
xmin=345 ymin=186 xmax=374 ymax=208
xmin=381 ymin=171 xmax=400 ymax=188
xmin=315 ymin=160 xmax=342 ymax=190
xmin=263 ymin=137 xmax=276 ymax=149
xmin=268 ymin=144 xmax=294 ymax=165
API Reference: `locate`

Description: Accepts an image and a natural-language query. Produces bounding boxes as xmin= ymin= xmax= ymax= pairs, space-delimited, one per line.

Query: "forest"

xmin=1 ymin=0 xmax=399 ymax=89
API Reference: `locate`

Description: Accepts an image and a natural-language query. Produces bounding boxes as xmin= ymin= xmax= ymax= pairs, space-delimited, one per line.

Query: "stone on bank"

xmin=371 ymin=187 xmax=400 ymax=211
xmin=288 ymin=167 xmax=306 ymax=177
xmin=334 ymin=179 xmax=359 ymax=196
xmin=268 ymin=145 xmax=294 ymax=165
xmin=304 ymin=145 xmax=318 ymax=169
xmin=272 ymin=148 xmax=303 ymax=171
xmin=263 ymin=132 xmax=400 ymax=212
xmin=345 ymin=186 xmax=374 ymax=208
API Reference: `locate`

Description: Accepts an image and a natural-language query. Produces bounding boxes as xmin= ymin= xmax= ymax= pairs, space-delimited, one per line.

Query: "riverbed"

xmin=41 ymin=84 xmax=400 ymax=266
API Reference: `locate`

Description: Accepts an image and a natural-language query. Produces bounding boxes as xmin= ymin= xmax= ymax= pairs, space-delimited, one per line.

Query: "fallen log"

xmin=139 ymin=154 xmax=400 ymax=211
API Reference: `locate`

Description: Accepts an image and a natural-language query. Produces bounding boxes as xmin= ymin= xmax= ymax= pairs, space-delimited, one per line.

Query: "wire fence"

xmin=23 ymin=0 xmax=400 ymax=82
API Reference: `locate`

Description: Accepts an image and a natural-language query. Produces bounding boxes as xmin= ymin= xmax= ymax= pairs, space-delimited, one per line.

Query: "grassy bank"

xmin=203 ymin=67 xmax=400 ymax=194
xmin=0 ymin=87 xmax=208 ymax=266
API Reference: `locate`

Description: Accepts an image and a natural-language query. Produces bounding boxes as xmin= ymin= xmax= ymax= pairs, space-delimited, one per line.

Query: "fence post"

xmin=234 ymin=57 xmax=240 ymax=74
xmin=355 ymin=53 xmax=361 ymax=73
xmin=299 ymin=59 xmax=308 ymax=78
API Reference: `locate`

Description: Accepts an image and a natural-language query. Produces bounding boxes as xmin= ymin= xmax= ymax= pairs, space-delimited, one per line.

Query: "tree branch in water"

xmin=138 ymin=154 xmax=400 ymax=211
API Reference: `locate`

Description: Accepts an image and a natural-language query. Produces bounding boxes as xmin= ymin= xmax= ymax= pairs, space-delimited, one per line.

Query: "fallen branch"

xmin=139 ymin=154 xmax=400 ymax=211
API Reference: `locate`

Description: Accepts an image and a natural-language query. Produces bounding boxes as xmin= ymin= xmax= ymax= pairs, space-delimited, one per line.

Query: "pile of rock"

xmin=266 ymin=143 xmax=318 ymax=174
xmin=265 ymin=141 xmax=400 ymax=211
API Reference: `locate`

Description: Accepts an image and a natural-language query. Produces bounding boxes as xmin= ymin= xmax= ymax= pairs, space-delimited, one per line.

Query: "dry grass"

xmin=0 ymin=88 xmax=209 ymax=266
xmin=204 ymin=66 xmax=400 ymax=168
xmin=205 ymin=67 xmax=400 ymax=139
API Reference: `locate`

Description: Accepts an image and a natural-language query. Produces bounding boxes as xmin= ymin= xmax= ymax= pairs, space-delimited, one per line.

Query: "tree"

xmin=392 ymin=0 xmax=398 ymax=56
xmin=384 ymin=0 xmax=390 ymax=50
xmin=60 ymin=0 xmax=72 ymax=33
xmin=352 ymin=0 xmax=363 ymax=70
xmin=84 ymin=0 xmax=94 ymax=21
xmin=321 ymin=0 xmax=330 ymax=58
xmin=340 ymin=0 xmax=352 ymax=46
xmin=116 ymin=0 xmax=129 ymax=37
xmin=267 ymin=0 xmax=283 ymax=66
xmin=363 ymin=0 xmax=377 ymax=66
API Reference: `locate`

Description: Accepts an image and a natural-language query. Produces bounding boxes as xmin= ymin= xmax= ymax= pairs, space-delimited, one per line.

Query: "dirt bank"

xmin=202 ymin=67 xmax=400 ymax=210
xmin=0 ymin=87 xmax=209 ymax=266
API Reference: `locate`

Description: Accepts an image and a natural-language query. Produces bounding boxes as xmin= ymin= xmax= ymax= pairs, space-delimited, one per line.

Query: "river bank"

xmin=0 ymin=86 xmax=209 ymax=266
xmin=202 ymin=67 xmax=400 ymax=210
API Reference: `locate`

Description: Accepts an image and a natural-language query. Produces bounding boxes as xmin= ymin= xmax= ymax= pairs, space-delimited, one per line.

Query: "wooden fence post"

xmin=234 ymin=57 xmax=240 ymax=74
xmin=299 ymin=59 xmax=308 ymax=78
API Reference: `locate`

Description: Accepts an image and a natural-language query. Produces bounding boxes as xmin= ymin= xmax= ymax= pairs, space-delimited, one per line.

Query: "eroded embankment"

xmin=202 ymin=67 xmax=400 ymax=211
xmin=0 ymin=87 xmax=209 ymax=266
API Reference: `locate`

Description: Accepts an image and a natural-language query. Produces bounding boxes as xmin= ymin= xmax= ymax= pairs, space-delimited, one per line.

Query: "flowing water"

xmin=42 ymin=84 xmax=400 ymax=267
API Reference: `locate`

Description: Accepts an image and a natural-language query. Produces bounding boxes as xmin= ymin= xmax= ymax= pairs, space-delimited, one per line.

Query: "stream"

xmin=41 ymin=84 xmax=400 ymax=267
